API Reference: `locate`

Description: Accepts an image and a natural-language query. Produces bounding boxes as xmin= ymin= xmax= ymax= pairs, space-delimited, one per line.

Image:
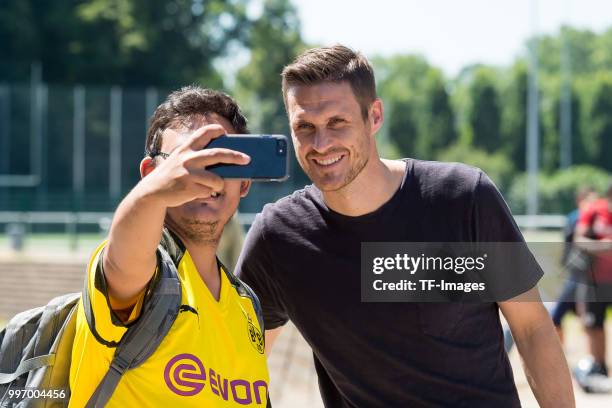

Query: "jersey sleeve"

xmin=83 ymin=240 xmax=151 ymax=345
xmin=472 ymin=171 xmax=543 ymax=300
xmin=235 ymin=213 xmax=289 ymax=330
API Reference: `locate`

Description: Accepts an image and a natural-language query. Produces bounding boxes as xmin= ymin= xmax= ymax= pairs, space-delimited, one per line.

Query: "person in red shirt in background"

xmin=548 ymin=188 xmax=598 ymax=342
xmin=574 ymin=181 xmax=612 ymax=388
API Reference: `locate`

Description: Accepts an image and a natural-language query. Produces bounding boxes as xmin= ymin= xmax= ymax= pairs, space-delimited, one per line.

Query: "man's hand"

xmin=138 ymin=124 xmax=250 ymax=208
xmin=104 ymin=124 xmax=249 ymax=310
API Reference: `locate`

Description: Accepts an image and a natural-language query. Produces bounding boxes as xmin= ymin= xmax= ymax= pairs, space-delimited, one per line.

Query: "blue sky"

xmin=290 ymin=0 xmax=612 ymax=76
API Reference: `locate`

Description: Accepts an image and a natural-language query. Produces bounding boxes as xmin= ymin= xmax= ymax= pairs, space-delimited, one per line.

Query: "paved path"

xmin=2 ymin=234 xmax=611 ymax=407
xmin=268 ymin=320 xmax=612 ymax=408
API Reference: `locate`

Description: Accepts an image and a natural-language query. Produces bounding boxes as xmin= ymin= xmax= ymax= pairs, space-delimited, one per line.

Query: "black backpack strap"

xmin=85 ymin=245 xmax=181 ymax=408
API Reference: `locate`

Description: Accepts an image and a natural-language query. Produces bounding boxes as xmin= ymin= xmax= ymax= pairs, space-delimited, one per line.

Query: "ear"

xmin=140 ymin=156 xmax=156 ymax=179
xmin=369 ymin=98 xmax=384 ymax=135
xmin=239 ymin=180 xmax=251 ymax=198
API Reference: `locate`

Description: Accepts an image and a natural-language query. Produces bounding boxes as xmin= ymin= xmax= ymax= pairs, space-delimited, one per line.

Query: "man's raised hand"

xmin=140 ymin=124 xmax=250 ymax=208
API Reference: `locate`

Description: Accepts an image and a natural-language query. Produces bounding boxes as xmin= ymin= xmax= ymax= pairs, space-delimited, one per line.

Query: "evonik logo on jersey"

xmin=163 ymin=353 xmax=268 ymax=404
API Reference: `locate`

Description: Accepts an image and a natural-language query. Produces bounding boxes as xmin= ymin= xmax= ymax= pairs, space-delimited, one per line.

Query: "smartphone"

xmin=204 ymin=134 xmax=289 ymax=181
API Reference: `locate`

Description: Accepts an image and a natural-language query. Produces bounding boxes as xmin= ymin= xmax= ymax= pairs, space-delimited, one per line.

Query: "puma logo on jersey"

xmin=179 ymin=305 xmax=198 ymax=316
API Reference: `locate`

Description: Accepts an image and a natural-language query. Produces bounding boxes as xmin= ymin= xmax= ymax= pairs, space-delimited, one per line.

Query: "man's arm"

xmin=265 ymin=327 xmax=284 ymax=356
xmin=104 ymin=124 xmax=249 ymax=309
xmin=499 ymin=287 xmax=575 ymax=408
xmin=103 ymin=181 xmax=166 ymax=310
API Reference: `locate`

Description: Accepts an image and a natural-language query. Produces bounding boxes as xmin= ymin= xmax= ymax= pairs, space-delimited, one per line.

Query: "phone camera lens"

xmin=277 ymin=140 xmax=287 ymax=155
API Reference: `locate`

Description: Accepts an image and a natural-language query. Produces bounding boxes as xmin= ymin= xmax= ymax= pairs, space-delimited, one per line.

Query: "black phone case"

xmin=204 ymin=134 xmax=289 ymax=181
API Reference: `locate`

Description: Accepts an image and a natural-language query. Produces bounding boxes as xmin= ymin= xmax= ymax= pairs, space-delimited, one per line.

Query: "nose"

xmin=312 ymin=130 xmax=334 ymax=153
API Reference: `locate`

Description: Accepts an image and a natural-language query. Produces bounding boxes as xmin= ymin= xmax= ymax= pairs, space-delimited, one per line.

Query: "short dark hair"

xmin=281 ymin=44 xmax=377 ymax=120
xmin=145 ymin=86 xmax=248 ymax=156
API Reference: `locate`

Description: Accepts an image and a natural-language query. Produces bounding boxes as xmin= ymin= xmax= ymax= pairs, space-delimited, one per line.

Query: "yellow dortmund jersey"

xmin=69 ymin=240 xmax=269 ymax=407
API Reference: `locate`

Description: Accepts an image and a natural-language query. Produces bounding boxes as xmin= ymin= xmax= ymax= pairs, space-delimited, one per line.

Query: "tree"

xmin=540 ymin=78 xmax=585 ymax=171
xmin=466 ymin=67 xmax=501 ymax=153
xmin=235 ymin=0 xmax=304 ymax=134
xmin=0 ymin=0 xmax=252 ymax=87
xmin=507 ymin=165 xmax=611 ymax=214
xmin=436 ymin=143 xmax=514 ymax=192
xmin=594 ymin=27 xmax=612 ymax=73
xmin=537 ymin=27 xmax=599 ymax=77
xmin=234 ymin=0 xmax=308 ymax=185
xmin=585 ymin=73 xmax=612 ymax=171
xmin=375 ymin=55 xmax=456 ymax=159
xmin=500 ymin=61 xmax=528 ymax=171
xmin=419 ymin=69 xmax=456 ymax=157
xmin=386 ymin=98 xmax=419 ymax=157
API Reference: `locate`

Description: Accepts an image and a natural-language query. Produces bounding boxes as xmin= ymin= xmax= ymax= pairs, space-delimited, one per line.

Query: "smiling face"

xmin=145 ymin=113 xmax=250 ymax=245
xmin=287 ymin=81 xmax=381 ymax=192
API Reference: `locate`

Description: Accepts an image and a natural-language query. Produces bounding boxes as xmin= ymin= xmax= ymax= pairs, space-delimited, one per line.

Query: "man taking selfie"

xmin=69 ymin=86 xmax=270 ymax=407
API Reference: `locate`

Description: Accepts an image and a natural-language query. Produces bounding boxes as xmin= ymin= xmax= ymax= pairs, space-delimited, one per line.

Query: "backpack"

xmin=0 ymin=234 xmax=265 ymax=408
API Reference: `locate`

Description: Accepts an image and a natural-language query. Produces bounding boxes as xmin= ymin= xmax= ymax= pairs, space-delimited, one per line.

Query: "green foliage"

xmin=0 ymin=0 xmax=252 ymax=87
xmin=507 ymin=165 xmax=611 ymax=214
xmin=582 ymin=72 xmax=612 ymax=172
xmin=236 ymin=0 xmax=304 ymax=134
xmin=466 ymin=67 xmax=501 ymax=152
xmin=384 ymin=98 xmax=418 ymax=157
xmin=3 ymin=2 xmax=612 ymax=214
xmin=539 ymin=76 xmax=587 ymax=171
xmin=531 ymin=27 xmax=612 ymax=172
xmin=499 ymin=61 xmax=528 ymax=171
xmin=538 ymin=27 xmax=597 ymax=76
xmin=537 ymin=26 xmax=612 ymax=77
xmin=436 ymin=143 xmax=515 ymax=191
xmin=234 ymin=0 xmax=309 ymax=185
xmin=420 ymin=70 xmax=457 ymax=156
xmin=374 ymin=55 xmax=456 ymax=159
xmin=375 ymin=55 xmax=431 ymax=100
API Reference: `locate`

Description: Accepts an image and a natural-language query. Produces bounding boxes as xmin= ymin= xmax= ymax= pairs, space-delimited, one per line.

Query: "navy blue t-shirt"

xmin=236 ymin=159 xmax=542 ymax=407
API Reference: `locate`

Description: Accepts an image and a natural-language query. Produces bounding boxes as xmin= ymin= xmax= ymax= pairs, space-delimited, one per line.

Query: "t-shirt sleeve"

xmin=236 ymin=213 xmax=289 ymax=330
xmin=83 ymin=240 xmax=150 ymax=345
xmin=472 ymin=171 xmax=543 ymax=299
xmin=473 ymin=171 xmax=527 ymax=242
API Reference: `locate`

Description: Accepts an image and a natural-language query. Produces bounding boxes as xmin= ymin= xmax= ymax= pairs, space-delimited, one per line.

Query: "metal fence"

xmin=0 ymin=80 xmax=306 ymax=221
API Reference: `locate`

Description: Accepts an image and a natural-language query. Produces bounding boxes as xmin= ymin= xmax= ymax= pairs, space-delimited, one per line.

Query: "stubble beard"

xmin=313 ymin=134 xmax=371 ymax=193
xmin=317 ymin=154 xmax=369 ymax=193
xmin=165 ymin=216 xmax=221 ymax=246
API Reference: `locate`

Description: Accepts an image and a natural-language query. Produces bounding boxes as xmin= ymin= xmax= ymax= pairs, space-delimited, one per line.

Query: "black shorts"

xmin=575 ymin=283 xmax=612 ymax=329
xmin=582 ymin=301 xmax=611 ymax=329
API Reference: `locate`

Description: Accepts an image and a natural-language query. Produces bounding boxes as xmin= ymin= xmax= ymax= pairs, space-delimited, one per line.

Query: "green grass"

xmin=522 ymin=229 xmax=563 ymax=242
xmin=0 ymin=232 xmax=106 ymax=256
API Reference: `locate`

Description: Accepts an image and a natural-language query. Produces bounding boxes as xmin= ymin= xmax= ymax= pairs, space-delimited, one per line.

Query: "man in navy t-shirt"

xmin=236 ymin=45 xmax=574 ymax=407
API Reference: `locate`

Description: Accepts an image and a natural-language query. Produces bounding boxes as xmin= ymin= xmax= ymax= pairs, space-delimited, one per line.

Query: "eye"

xmin=328 ymin=117 xmax=346 ymax=127
xmin=296 ymin=122 xmax=314 ymax=130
